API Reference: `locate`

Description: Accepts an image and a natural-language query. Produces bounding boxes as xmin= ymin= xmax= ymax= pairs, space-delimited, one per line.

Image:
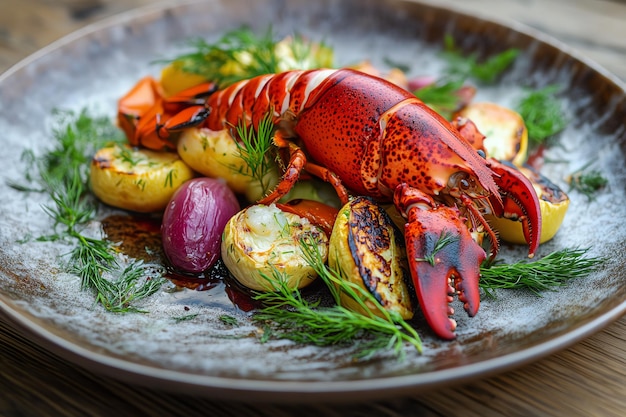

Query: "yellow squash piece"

xmin=457 ymin=102 xmax=528 ymax=166
xmin=328 ymin=197 xmax=413 ymax=320
xmin=221 ymin=204 xmax=328 ymax=291
xmin=160 ymin=63 xmax=208 ymax=97
xmin=90 ymin=144 xmax=195 ymax=213
xmin=489 ymin=165 xmax=570 ymax=244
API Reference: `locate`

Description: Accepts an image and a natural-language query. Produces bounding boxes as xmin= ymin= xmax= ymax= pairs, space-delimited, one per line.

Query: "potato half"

xmin=457 ymin=102 xmax=528 ymax=166
xmin=221 ymin=204 xmax=328 ymax=291
xmin=90 ymin=144 xmax=195 ymax=213
xmin=177 ymin=127 xmax=278 ymax=202
xmin=329 ymin=197 xmax=413 ymax=320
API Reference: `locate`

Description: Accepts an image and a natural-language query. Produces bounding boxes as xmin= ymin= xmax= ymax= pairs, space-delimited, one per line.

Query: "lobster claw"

xmin=395 ymin=184 xmax=485 ymax=340
xmin=486 ymin=158 xmax=542 ymax=258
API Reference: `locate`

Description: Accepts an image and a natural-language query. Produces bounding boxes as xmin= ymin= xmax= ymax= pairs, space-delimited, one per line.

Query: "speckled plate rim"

xmin=2 ymin=294 xmax=624 ymax=402
xmin=0 ymin=0 xmax=625 ymax=403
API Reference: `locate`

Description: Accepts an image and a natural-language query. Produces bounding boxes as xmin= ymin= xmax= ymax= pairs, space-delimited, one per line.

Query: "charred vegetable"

xmin=328 ymin=197 xmax=414 ymax=320
xmin=161 ymin=177 xmax=240 ymax=273
xmin=221 ymin=204 xmax=328 ymax=291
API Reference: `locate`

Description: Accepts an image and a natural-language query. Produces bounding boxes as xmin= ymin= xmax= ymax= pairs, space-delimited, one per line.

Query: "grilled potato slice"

xmin=90 ymin=144 xmax=195 ymax=213
xmin=329 ymin=197 xmax=413 ymax=320
xmin=221 ymin=204 xmax=328 ymax=291
xmin=457 ymin=102 xmax=528 ymax=166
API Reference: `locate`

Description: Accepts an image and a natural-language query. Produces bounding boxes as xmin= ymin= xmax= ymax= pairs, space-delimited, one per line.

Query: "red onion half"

xmin=161 ymin=177 xmax=240 ymax=273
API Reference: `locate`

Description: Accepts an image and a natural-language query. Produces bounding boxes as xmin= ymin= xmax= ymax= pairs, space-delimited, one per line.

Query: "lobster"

xmin=118 ymin=68 xmax=542 ymax=340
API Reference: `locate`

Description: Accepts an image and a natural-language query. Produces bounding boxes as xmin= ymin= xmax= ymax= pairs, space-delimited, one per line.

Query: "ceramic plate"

xmin=0 ymin=0 xmax=625 ymax=402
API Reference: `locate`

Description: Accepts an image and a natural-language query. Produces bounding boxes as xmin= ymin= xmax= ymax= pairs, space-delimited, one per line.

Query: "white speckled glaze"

xmin=0 ymin=0 xmax=624 ymax=402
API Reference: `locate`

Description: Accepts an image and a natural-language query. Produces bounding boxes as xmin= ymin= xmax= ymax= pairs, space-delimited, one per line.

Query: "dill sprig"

xmin=13 ymin=109 xmax=167 ymax=312
xmin=233 ymin=112 xmax=277 ymax=195
xmin=479 ymin=248 xmax=605 ymax=297
xmin=172 ymin=314 xmax=200 ymax=323
xmin=415 ymin=35 xmax=518 ymax=117
xmin=567 ymin=161 xmax=608 ymax=201
xmin=252 ymin=237 xmax=422 ymax=360
xmin=516 ymin=85 xmax=567 ymax=146
xmin=414 ymin=77 xmax=466 ymax=119
xmin=416 ymin=231 xmax=458 ymax=266
xmin=442 ymin=35 xmax=519 ymax=84
xmin=165 ymin=26 xmax=332 ymax=88
xmin=175 ymin=26 xmax=278 ymax=87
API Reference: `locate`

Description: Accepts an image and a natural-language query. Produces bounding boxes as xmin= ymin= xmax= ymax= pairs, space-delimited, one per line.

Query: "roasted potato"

xmin=90 ymin=144 xmax=195 ymax=213
xmin=221 ymin=204 xmax=328 ymax=291
xmin=456 ymin=102 xmax=528 ymax=166
xmin=177 ymin=127 xmax=278 ymax=202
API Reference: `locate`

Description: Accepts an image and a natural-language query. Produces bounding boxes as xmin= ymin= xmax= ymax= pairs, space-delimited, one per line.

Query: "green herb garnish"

xmin=516 ymin=85 xmax=567 ymax=146
xmin=12 ymin=109 xmax=167 ymax=312
xmin=415 ymin=35 xmax=518 ymax=117
xmin=173 ymin=313 xmax=200 ymax=323
xmin=233 ymin=111 xmax=277 ymax=195
xmin=442 ymin=35 xmax=519 ymax=83
xmin=252 ymin=237 xmax=422 ymax=360
xmin=219 ymin=315 xmax=240 ymax=326
xmin=416 ymin=230 xmax=458 ymax=267
xmin=479 ymin=248 xmax=604 ymax=297
xmin=165 ymin=26 xmax=333 ymax=88
xmin=414 ymin=77 xmax=466 ymax=119
xmin=567 ymin=162 xmax=609 ymax=201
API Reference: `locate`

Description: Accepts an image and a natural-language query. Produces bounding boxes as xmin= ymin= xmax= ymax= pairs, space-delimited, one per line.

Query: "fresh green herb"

xmin=173 ymin=313 xmax=199 ymax=323
xmin=84 ymin=260 xmax=165 ymax=313
xmin=252 ymin=237 xmax=422 ymax=360
xmin=12 ymin=109 xmax=167 ymax=312
xmin=442 ymin=34 xmax=519 ymax=83
xmin=414 ymin=77 xmax=466 ymax=120
xmin=516 ymin=85 xmax=567 ymax=146
xmin=219 ymin=315 xmax=239 ymax=326
xmin=416 ymin=231 xmax=458 ymax=267
xmin=479 ymin=248 xmax=604 ymax=297
xmin=164 ymin=168 xmax=176 ymax=188
xmin=115 ymin=146 xmax=142 ymax=166
xmin=567 ymin=162 xmax=608 ymax=201
xmin=233 ymin=111 xmax=277 ymax=195
xmin=414 ymin=35 xmax=518 ymax=117
xmin=164 ymin=26 xmax=333 ymax=88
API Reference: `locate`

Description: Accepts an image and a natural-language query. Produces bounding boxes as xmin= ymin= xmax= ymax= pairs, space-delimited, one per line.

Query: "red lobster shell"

xmin=119 ymin=68 xmax=542 ymax=340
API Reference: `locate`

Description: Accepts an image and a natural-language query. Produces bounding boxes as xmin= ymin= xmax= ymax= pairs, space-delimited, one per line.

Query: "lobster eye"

xmin=477 ymin=149 xmax=486 ymax=159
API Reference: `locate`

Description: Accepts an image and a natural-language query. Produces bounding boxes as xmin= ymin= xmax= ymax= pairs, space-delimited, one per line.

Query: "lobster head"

xmin=387 ymin=99 xmax=542 ymax=339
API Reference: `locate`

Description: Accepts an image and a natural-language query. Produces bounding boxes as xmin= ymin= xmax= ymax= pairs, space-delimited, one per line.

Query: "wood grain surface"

xmin=1 ymin=0 xmax=625 ymax=416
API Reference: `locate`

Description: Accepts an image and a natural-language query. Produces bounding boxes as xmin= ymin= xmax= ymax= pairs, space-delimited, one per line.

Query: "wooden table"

xmin=1 ymin=0 xmax=625 ymax=415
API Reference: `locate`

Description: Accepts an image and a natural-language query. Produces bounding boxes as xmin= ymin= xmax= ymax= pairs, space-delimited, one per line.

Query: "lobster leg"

xmin=394 ymin=184 xmax=485 ymax=340
xmin=258 ymin=132 xmax=351 ymax=205
xmin=257 ymin=133 xmax=307 ymax=205
xmin=302 ymin=162 xmax=350 ymax=205
xmin=155 ymin=106 xmax=210 ymax=139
